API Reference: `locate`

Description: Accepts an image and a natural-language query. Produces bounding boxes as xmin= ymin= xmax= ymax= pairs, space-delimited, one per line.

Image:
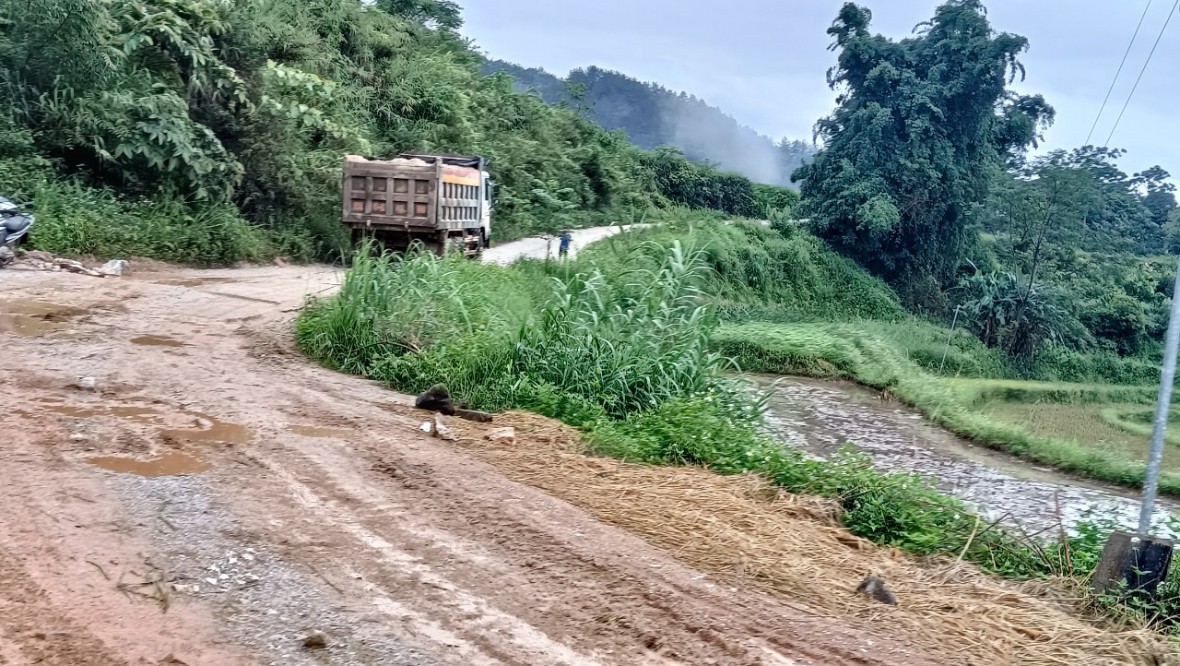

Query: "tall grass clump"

xmin=513 ymin=242 xmax=741 ymax=419
xmin=579 ymin=218 xmax=907 ymax=322
xmin=299 ymin=240 xmax=759 ymax=426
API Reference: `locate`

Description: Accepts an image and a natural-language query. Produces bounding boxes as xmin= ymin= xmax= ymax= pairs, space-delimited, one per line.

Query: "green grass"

xmin=0 ymin=162 xmax=332 ymax=265
xmin=298 ymin=238 xmax=756 ymax=422
xmin=944 ymin=377 xmax=1165 ymax=407
xmin=579 ymin=218 xmax=908 ymax=322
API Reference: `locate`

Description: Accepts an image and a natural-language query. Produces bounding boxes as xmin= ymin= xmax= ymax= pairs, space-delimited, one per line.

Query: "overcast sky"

xmin=461 ymin=0 xmax=1180 ymax=178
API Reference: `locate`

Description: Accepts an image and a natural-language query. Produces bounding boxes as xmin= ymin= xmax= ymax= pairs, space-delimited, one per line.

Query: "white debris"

xmin=98 ymin=259 xmax=130 ymax=276
xmin=432 ymin=414 xmax=456 ymax=441
xmin=484 ymin=427 xmax=516 ymax=445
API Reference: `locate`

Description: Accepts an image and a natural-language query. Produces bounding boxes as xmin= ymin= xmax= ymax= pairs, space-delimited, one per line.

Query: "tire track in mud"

xmin=240 ymin=413 xmax=886 ymax=666
xmin=244 ymin=451 xmax=594 ymax=665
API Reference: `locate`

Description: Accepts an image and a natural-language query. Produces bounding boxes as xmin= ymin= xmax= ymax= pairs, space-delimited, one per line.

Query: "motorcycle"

xmin=0 ymin=196 xmax=34 ymax=265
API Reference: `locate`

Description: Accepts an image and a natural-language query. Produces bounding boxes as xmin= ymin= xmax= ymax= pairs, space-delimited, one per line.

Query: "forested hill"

xmin=484 ymin=61 xmax=813 ymax=187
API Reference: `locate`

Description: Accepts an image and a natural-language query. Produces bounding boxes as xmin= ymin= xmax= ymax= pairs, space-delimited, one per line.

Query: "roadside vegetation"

xmin=0 ymin=0 xmax=795 ymax=263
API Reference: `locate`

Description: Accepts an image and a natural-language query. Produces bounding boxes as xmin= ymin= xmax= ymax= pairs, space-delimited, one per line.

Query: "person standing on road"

xmin=558 ymin=230 xmax=572 ymax=259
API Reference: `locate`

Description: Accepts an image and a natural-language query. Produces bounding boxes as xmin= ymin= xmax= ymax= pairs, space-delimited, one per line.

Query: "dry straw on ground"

xmin=451 ymin=411 xmax=1176 ymax=666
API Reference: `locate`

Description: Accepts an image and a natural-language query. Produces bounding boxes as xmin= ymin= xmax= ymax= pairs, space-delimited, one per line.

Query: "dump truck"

xmin=342 ymin=153 xmax=491 ymax=256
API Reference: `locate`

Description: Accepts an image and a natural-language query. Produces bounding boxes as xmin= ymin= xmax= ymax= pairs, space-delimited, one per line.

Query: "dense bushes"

xmin=0 ymin=0 xmax=793 ymax=262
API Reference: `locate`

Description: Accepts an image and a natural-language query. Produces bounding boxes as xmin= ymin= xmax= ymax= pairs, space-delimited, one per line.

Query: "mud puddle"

xmin=161 ymin=414 xmax=252 ymax=445
xmin=43 ymin=401 xmax=252 ymax=445
xmin=288 ymin=425 xmax=355 ymax=439
xmin=752 ymin=375 xmax=1179 ymax=537
xmin=43 ymin=403 xmax=161 ymax=424
xmin=0 ymin=300 xmax=87 ymax=336
xmin=131 ymin=334 xmax=189 ymax=347
xmin=142 ymin=276 xmax=235 ymax=288
xmin=87 ymin=451 xmax=209 ymax=476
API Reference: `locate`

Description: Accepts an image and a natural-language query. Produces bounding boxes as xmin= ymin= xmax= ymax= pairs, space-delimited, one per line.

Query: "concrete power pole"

xmin=1093 ymin=254 xmax=1180 ymax=597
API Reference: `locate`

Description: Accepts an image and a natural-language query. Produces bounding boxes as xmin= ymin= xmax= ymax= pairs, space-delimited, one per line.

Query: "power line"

xmin=1104 ymin=0 xmax=1180 ymax=147
xmin=1085 ymin=0 xmax=1154 ymax=146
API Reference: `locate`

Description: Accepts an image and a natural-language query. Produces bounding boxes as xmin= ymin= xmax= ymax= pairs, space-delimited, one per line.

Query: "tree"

xmin=793 ymin=1 xmax=1053 ymax=307
xmin=988 ymin=147 xmax=1160 ymax=258
xmin=959 ymin=265 xmax=1090 ymax=361
xmin=378 ymin=0 xmax=463 ymax=31
xmin=1133 ymin=165 xmax=1177 ymax=241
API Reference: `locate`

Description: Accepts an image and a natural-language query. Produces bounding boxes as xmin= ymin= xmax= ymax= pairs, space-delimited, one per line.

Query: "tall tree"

xmin=793 ymin=1 xmax=1053 ymax=307
xmin=1133 ymin=165 xmax=1177 ymax=241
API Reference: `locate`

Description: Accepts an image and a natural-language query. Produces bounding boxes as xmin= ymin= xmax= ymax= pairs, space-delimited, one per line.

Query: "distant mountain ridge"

xmin=483 ymin=60 xmax=813 ymax=188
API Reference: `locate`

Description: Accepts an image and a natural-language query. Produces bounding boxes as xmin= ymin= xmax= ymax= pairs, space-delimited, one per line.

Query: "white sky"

xmin=461 ymin=0 xmax=1180 ymax=179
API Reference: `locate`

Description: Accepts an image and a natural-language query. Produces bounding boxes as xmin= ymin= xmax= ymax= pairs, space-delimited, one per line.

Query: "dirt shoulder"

xmin=0 ymin=264 xmax=940 ymax=665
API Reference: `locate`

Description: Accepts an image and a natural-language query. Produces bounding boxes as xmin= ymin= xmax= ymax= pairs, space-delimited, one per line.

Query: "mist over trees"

xmin=484 ymin=61 xmax=813 ymax=188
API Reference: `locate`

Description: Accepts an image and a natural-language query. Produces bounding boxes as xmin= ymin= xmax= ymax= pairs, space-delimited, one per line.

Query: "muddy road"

xmin=0 ymin=264 xmax=942 ymax=666
xmin=754 ymin=375 xmax=1179 ymax=537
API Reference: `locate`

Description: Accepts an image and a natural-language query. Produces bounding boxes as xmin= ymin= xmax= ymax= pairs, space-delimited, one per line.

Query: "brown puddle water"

xmin=43 ymin=403 xmax=161 ymax=424
xmin=161 ymin=413 xmax=252 ymax=445
xmin=751 ymin=374 xmax=1180 ymax=537
xmin=147 ymin=276 xmax=234 ymax=288
xmin=288 ymin=424 xmax=355 ymax=439
xmin=87 ymin=451 xmax=209 ymax=476
xmin=44 ymin=402 xmax=251 ymax=445
xmin=131 ymin=335 xmax=189 ymax=347
xmin=0 ymin=300 xmax=87 ymax=336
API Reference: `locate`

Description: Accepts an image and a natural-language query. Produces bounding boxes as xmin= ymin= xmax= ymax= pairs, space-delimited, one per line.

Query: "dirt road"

xmin=482 ymin=226 xmax=642 ymax=264
xmin=0 ymin=264 xmax=944 ymax=665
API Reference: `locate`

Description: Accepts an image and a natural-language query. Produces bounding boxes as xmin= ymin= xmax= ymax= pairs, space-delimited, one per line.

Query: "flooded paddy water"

xmin=751 ymin=374 xmax=1180 ymax=538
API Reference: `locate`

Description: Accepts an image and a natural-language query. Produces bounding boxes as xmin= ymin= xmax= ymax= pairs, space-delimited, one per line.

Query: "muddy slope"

xmin=0 ymin=265 xmax=936 ymax=665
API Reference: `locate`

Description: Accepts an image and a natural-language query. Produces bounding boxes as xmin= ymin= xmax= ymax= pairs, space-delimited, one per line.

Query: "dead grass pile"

xmin=451 ymin=411 xmax=1177 ymax=666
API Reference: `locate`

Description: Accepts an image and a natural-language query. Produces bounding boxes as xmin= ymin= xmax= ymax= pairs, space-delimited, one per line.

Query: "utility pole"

xmin=1093 ymin=254 xmax=1180 ymax=597
xmin=938 ymin=305 xmax=962 ymax=375
xmin=1137 ymin=253 xmax=1180 ymax=535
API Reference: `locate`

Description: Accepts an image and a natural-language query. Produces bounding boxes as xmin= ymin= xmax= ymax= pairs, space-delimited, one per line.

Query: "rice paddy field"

xmin=961 ymin=378 xmax=1180 ymax=475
